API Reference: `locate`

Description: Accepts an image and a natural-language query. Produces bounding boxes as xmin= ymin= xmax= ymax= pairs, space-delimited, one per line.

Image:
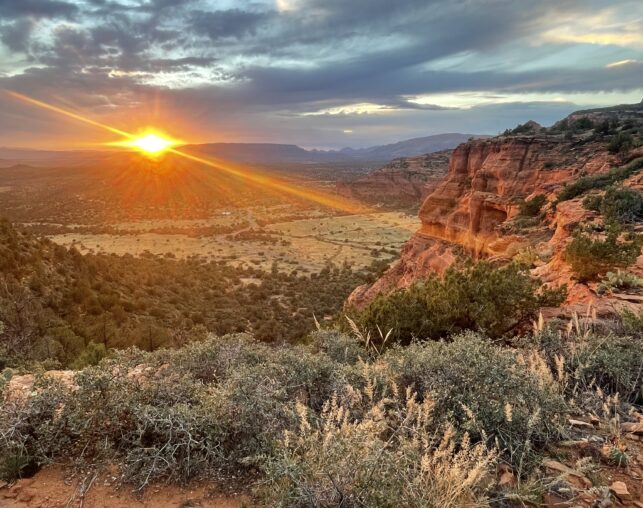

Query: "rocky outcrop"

xmin=336 ymin=150 xmax=450 ymax=209
xmin=348 ymin=110 xmax=642 ymax=313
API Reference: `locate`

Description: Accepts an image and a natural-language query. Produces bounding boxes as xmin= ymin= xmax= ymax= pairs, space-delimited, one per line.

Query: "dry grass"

xmin=262 ymin=384 xmax=497 ymax=507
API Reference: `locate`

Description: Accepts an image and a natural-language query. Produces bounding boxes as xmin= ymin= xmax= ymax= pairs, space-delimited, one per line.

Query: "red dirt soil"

xmin=0 ymin=466 xmax=252 ymax=508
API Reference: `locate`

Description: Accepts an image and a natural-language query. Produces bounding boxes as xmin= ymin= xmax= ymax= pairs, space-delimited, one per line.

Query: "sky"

xmin=0 ymin=0 xmax=641 ymax=150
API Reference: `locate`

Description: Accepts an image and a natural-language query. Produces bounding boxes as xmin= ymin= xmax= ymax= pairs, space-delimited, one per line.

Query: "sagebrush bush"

xmin=600 ymin=186 xmax=643 ymax=224
xmin=1 ymin=326 xmax=639 ymax=501
xmin=608 ymin=132 xmax=633 ymax=154
xmin=518 ymin=194 xmax=547 ymax=217
xmin=382 ymin=333 xmax=567 ymax=468
xmin=307 ymin=329 xmax=366 ymax=365
xmin=621 ymin=309 xmax=643 ymax=338
xmin=571 ymin=334 xmax=643 ymax=403
xmin=597 ymin=271 xmax=643 ymax=295
xmin=584 ymin=186 xmax=643 ymax=224
xmin=526 ymin=320 xmax=643 ymax=405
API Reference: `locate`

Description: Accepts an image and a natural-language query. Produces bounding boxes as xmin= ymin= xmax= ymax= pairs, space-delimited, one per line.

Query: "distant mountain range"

xmin=0 ymin=133 xmax=484 ymax=167
xmin=186 ymin=133 xmax=483 ymax=164
xmin=334 ymin=133 xmax=485 ymax=160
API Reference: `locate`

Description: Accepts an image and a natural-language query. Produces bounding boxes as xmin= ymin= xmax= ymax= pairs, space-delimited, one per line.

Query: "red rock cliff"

xmin=348 ymin=128 xmax=642 ymax=315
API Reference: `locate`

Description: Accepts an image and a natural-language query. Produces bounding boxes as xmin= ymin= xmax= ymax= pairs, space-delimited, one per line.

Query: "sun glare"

xmin=133 ymin=134 xmax=174 ymax=154
xmin=109 ymin=132 xmax=179 ymax=156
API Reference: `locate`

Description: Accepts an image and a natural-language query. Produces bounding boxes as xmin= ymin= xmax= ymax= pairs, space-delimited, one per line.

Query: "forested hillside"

xmin=0 ymin=219 xmax=383 ymax=368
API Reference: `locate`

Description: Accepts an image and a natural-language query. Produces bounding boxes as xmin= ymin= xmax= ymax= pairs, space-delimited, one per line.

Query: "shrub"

xmin=307 ymin=329 xmax=366 ymax=365
xmin=565 ymin=229 xmax=641 ymax=282
xmin=597 ymin=271 xmax=643 ymax=295
xmin=0 ymin=326 xmax=636 ymax=497
xmin=608 ymin=132 xmax=633 ymax=154
xmin=595 ymin=119 xmax=615 ymax=135
xmin=600 ymin=186 xmax=643 ymax=224
xmin=262 ymin=393 xmax=497 ymax=507
xmin=557 ymin=157 xmax=643 ymax=202
xmin=349 ymin=262 xmax=566 ymax=344
xmin=384 ymin=334 xmax=567 ymax=468
xmin=70 ymin=341 xmax=108 ymax=369
xmin=529 ymin=318 xmax=643 ymax=405
xmin=571 ymin=334 xmax=643 ymax=403
xmin=121 ymin=403 xmax=223 ymax=489
xmin=583 ymin=186 xmax=643 ymax=225
xmin=582 ymin=193 xmax=603 ymax=213
xmin=0 ymin=376 xmax=71 ymax=481
xmin=572 ymin=117 xmax=594 ymax=130
xmin=518 ymin=194 xmax=547 ymax=217
xmin=621 ymin=309 xmax=643 ymax=338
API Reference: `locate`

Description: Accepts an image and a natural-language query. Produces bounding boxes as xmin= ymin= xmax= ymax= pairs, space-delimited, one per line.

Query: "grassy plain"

xmin=46 ymin=210 xmax=419 ymax=272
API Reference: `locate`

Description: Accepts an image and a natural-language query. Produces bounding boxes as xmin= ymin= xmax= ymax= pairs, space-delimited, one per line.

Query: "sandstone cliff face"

xmin=336 ymin=151 xmax=450 ymax=209
xmin=349 ymin=127 xmax=642 ymax=314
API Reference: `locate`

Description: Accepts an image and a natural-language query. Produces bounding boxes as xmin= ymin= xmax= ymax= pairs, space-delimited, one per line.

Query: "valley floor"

xmin=44 ymin=211 xmax=419 ymax=273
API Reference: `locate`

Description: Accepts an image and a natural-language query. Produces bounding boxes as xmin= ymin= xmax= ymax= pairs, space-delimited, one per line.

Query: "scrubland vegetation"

xmin=557 ymin=157 xmax=643 ymax=203
xmin=1 ymin=317 xmax=642 ymax=505
xmin=565 ymin=228 xmax=641 ymax=282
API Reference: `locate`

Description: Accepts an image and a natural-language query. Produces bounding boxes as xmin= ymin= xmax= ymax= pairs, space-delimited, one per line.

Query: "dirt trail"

xmin=0 ymin=466 xmax=252 ymax=508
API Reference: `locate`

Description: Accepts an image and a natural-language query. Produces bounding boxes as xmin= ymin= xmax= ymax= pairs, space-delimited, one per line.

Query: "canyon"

xmin=349 ymin=103 xmax=643 ymax=317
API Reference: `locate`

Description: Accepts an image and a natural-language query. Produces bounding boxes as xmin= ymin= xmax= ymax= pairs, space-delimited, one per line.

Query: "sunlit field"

xmin=46 ymin=210 xmax=418 ymax=272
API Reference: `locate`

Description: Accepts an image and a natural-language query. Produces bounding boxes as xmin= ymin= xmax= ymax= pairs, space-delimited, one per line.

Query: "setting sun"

xmin=132 ymin=134 xmax=174 ymax=154
xmin=110 ymin=132 xmax=178 ymax=156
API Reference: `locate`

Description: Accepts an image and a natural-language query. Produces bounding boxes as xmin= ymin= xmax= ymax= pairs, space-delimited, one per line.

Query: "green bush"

xmin=621 ymin=309 xmax=643 ymax=339
xmin=600 ymin=186 xmax=643 ymax=224
xmin=608 ymin=132 xmax=633 ymax=154
xmin=597 ymin=271 xmax=643 ymax=295
xmin=518 ymin=194 xmax=547 ymax=217
xmin=573 ymin=117 xmax=594 ymax=130
xmin=307 ymin=329 xmax=366 ymax=365
xmin=349 ymin=262 xmax=566 ymax=344
xmin=565 ymin=229 xmax=641 ymax=282
xmin=70 ymin=341 xmax=108 ymax=369
xmin=582 ymin=193 xmax=603 ymax=213
xmin=571 ymin=335 xmax=643 ymax=403
xmin=583 ymin=186 xmax=643 ymax=224
xmin=557 ymin=157 xmax=643 ymax=202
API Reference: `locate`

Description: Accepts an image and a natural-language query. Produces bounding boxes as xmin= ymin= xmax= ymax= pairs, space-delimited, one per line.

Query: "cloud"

xmin=0 ymin=19 xmax=36 ymax=52
xmin=606 ymin=59 xmax=639 ymax=68
xmin=0 ymin=0 xmax=78 ymax=19
xmin=0 ymin=0 xmax=641 ymax=148
xmin=191 ymin=9 xmax=273 ymax=41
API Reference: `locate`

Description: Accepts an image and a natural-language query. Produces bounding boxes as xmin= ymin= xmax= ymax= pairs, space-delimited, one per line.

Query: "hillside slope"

xmin=0 ymin=220 xmax=378 ymax=367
